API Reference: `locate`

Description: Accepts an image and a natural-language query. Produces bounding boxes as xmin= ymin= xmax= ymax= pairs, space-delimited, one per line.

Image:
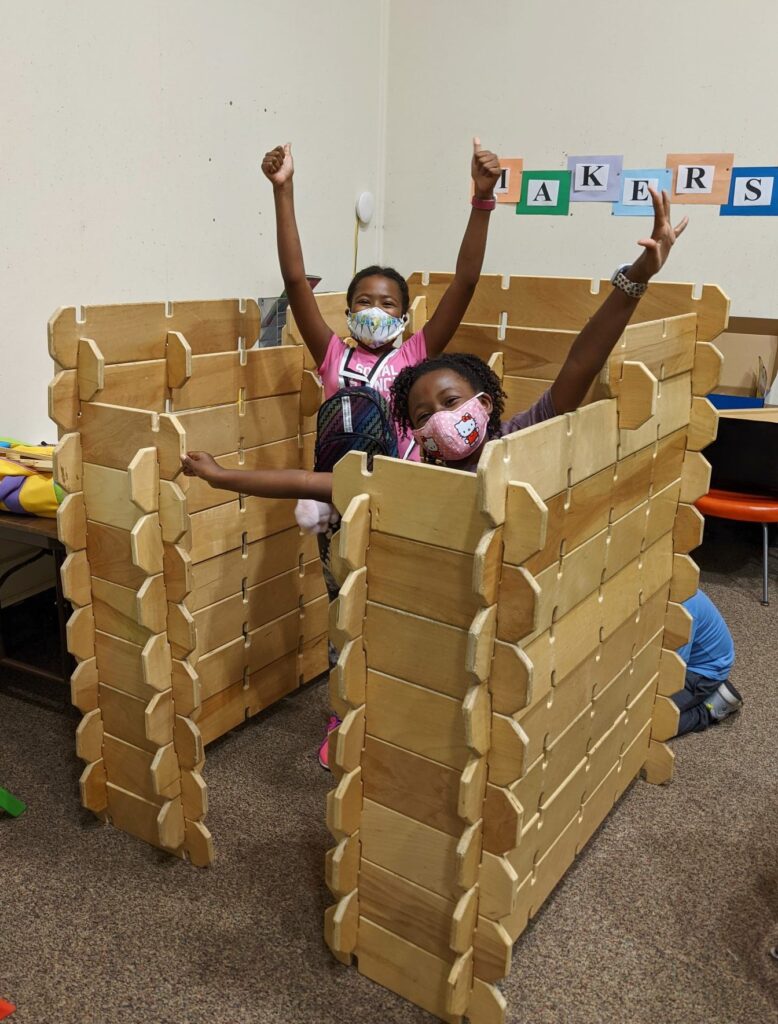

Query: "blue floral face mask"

xmin=346 ymin=307 xmax=408 ymax=349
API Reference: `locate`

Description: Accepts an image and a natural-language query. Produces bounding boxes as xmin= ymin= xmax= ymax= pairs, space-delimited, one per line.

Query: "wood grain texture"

xmin=48 ymin=298 xmax=260 ymax=368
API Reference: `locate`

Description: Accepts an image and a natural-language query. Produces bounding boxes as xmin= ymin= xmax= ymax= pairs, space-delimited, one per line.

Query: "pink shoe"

xmin=318 ymin=715 xmax=341 ymax=770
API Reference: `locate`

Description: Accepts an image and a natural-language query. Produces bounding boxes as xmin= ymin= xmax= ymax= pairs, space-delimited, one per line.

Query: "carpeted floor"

xmin=1 ymin=519 xmax=776 ymax=1024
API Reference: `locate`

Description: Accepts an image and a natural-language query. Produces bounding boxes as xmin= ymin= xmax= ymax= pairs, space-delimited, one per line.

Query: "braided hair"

xmin=390 ymin=353 xmax=506 ymax=446
xmin=347 ymin=265 xmax=410 ymax=314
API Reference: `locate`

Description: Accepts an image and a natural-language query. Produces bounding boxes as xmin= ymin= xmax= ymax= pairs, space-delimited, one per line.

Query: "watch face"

xmin=611 ymin=265 xmax=627 ymax=284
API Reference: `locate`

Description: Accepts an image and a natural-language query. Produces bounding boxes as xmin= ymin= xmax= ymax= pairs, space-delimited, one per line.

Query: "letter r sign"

xmin=675 ymin=165 xmax=715 ymax=194
xmin=666 ymin=153 xmax=734 ymax=204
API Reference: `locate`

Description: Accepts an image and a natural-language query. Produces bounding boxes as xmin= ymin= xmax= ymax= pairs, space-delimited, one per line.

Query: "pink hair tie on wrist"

xmin=471 ymin=195 xmax=497 ymax=211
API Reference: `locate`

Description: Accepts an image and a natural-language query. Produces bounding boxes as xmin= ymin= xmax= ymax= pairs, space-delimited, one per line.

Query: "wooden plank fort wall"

xmin=49 ymin=299 xmax=329 ymax=865
xmin=46 ymin=275 xmax=727 ymax=1008
xmin=319 ymin=274 xmax=727 ymax=1022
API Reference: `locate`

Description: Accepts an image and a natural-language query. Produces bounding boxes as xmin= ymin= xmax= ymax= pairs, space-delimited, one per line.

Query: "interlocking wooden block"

xmin=687 ymin=396 xmax=719 ymax=451
xmin=79 ymin=758 xmax=108 ymax=815
xmin=680 ymin=450 xmax=712 ymax=504
xmin=53 ymin=431 xmax=83 ymax=493
xmin=616 ymin=360 xmax=658 ymax=429
xmin=692 ymin=340 xmax=724 ymax=396
xmin=664 ymin=600 xmax=693 ymax=649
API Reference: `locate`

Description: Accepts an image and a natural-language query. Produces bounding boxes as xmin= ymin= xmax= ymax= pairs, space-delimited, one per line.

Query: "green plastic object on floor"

xmin=0 ymin=787 xmax=26 ymax=817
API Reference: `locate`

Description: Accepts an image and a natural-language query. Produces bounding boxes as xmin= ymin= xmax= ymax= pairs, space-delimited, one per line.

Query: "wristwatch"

xmin=472 ymin=194 xmax=497 ymax=211
xmin=611 ymin=263 xmax=647 ymax=299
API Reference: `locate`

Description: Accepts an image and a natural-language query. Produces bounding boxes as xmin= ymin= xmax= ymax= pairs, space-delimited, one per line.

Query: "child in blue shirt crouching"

xmin=672 ymin=589 xmax=742 ymax=736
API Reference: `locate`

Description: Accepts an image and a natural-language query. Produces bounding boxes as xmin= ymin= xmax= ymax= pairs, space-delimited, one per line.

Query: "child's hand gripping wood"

xmin=181 ymin=451 xmax=222 ymax=485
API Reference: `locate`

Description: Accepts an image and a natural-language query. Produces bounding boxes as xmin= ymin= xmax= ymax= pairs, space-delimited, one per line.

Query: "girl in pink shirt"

xmin=261 ymin=138 xmax=501 ymax=460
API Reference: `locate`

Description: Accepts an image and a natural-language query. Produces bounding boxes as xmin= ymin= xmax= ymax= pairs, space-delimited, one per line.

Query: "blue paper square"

xmin=720 ymin=167 xmax=778 ymax=216
xmin=612 ymin=169 xmax=672 ymax=216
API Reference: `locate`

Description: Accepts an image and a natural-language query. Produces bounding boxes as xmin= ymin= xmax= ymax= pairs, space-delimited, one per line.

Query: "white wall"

xmin=1 ymin=0 xmax=389 ymax=441
xmin=5 ymin=0 xmax=778 ymax=447
xmin=381 ymin=0 xmax=778 ymax=318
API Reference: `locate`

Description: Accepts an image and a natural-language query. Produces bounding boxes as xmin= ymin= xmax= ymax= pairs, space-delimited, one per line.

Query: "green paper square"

xmin=516 ymin=170 xmax=571 ymax=215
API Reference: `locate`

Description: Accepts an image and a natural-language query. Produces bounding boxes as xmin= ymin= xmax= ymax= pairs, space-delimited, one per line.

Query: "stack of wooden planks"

xmin=322 ymin=273 xmax=728 ymax=1022
xmin=49 ymin=298 xmax=328 ymax=864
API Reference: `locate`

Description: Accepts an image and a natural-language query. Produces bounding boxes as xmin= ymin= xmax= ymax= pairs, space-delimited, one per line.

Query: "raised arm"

xmin=262 ymin=143 xmax=332 ymax=366
xmin=550 ymin=188 xmax=689 ymax=414
xmin=182 ymin=452 xmax=333 ymax=503
xmin=424 ymin=138 xmax=501 ymax=357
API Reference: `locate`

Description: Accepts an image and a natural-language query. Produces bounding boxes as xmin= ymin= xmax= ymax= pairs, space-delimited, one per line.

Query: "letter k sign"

xmin=575 ymin=163 xmax=608 ymax=190
xmin=567 ymin=155 xmax=622 ymax=202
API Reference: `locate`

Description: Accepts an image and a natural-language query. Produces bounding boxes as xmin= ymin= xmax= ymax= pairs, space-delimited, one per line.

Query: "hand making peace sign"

xmin=630 ymin=187 xmax=689 ymax=283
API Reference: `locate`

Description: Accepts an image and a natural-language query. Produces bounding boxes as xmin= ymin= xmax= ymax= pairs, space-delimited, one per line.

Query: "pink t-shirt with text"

xmin=318 ymin=330 xmax=428 ymax=461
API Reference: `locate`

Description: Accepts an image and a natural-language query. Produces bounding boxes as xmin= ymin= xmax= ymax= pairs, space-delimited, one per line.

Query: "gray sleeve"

xmin=499 ymin=388 xmax=558 ymax=436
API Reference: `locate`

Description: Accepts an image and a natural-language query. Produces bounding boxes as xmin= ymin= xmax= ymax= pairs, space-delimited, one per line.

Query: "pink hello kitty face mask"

xmin=412 ymin=393 xmax=490 ymax=461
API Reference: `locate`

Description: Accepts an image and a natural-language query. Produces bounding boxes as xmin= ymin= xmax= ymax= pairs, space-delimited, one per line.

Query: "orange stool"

xmin=696 ymin=489 xmax=778 ymax=606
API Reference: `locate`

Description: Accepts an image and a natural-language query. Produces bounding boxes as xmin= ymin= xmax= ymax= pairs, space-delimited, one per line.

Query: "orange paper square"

xmin=495 ymin=158 xmax=523 ymax=204
xmin=470 ymin=157 xmax=523 ymax=204
xmin=666 ymin=153 xmax=734 ymax=205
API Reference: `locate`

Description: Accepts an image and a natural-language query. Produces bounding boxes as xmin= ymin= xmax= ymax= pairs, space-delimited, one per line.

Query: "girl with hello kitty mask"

xmin=391 ymin=186 xmax=688 ymax=473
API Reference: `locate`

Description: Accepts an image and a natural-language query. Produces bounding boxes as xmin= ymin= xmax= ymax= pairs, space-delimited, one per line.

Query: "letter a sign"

xmin=516 ymin=170 xmax=571 ymax=216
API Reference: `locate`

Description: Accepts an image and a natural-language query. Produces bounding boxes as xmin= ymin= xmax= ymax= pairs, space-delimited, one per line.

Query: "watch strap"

xmin=611 ymin=265 xmax=648 ymax=299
